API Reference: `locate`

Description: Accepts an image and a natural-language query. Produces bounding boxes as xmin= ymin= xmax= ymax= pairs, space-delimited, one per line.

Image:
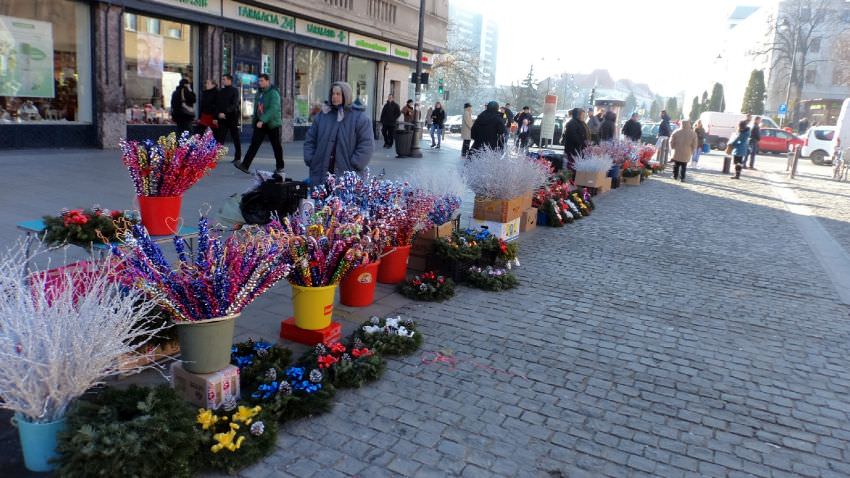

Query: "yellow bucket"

xmin=290 ymin=283 xmax=337 ymax=330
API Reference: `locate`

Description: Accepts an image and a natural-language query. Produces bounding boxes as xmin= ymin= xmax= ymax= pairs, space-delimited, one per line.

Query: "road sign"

xmin=778 ymin=103 xmax=788 ymax=114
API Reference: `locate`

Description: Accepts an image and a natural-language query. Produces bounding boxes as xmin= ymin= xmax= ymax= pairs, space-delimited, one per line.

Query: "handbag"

xmin=180 ymin=89 xmax=194 ymax=115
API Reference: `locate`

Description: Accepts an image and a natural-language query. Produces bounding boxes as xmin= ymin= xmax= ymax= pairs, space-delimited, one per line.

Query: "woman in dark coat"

xmin=562 ymin=108 xmax=590 ymax=167
xmin=195 ymin=79 xmax=218 ymax=135
xmin=470 ymin=101 xmax=507 ymax=153
xmin=170 ymin=78 xmax=196 ymax=136
xmin=599 ymin=110 xmax=617 ymax=142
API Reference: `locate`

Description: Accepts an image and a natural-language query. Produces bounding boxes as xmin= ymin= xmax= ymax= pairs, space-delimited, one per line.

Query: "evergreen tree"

xmin=689 ymin=96 xmax=701 ymax=121
xmin=709 ymin=83 xmax=725 ymax=112
xmin=649 ymin=98 xmax=662 ymax=120
xmin=665 ymin=97 xmax=679 ymax=119
xmin=700 ymin=90 xmax=709 ymax=111
xmin=740 ymin=70 xmax=766 ymax=115
xmin=624 ymin=93 xmax=637 ymax=117
xmin=509 ymin=66 xmax=541 ymax=111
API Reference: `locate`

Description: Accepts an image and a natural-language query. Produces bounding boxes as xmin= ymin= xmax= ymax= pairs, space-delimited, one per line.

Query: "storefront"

xmin=294 ymin=46 xmax=332 ymax=128
xmin=222 ymin=31 xmax=276 ymax=132
xmin=347 ymin=56 xmax=377 ymax=121
xmin=0 ymin=0 xmax=93 ymax=147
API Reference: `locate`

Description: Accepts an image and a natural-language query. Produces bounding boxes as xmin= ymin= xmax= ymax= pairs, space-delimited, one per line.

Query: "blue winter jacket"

xmin=303 ymin=102 xmax=374 ymax=186
xmin=730 ymin=128 xmax=751 ymax=157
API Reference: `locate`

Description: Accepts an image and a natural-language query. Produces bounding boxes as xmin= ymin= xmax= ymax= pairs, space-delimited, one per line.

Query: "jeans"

xmin=381 ymin=123 xmax=395 ymax=147
xmin=673 ymin=162 xmax=687 ymax=180
xmin=691 ymin=147 xmax=701 ymax=167
xmin=242 ymin=124 xmax=284 ymax=170
xmin=429 ymin=124 xmax=443 ymax=146
xmin=748 ymin=142 xmax=758 ymax=168
xmin=213 ymin=117 xmax=242 ymax=162
xmin=461 ymin=139 xmax=471 ymax=157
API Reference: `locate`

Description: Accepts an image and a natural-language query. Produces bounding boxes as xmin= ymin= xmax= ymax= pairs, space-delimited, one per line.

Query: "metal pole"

xmin=409 ymin=0 xmax=426 ymax=159
xmin=781 ymin=6 xmax=800 ymax=128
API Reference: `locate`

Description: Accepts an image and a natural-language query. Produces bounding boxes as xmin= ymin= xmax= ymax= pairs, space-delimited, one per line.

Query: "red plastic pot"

xmin=340 ymin=260 xmax=380 ymax=307
xmin=377 ymin=246 xmax=411 ymax=284
xmin=137 ymin=195 xmax=182 ymax=235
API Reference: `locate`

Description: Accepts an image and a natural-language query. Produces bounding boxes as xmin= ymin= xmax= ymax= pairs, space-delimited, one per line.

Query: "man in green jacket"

xmin=236 ymin=73 xmax=284 ymax=174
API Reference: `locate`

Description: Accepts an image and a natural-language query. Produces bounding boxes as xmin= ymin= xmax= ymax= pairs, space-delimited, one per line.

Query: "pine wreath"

xmin=351 ymin=316 xmax=423 ymax=357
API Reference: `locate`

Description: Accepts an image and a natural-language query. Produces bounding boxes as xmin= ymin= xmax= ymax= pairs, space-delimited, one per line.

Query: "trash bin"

xmin=395 ymin=125 xmax=414 ymax=157
xmin=722 ymin=156 xmax=732 ymax=174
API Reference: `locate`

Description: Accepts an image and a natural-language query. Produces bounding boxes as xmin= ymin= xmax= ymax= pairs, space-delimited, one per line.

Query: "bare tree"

xmin=832 ymin=31 xmax=850 ymax=86
xmin=430 ymin=20 xmax=481 ymax=113
xmin=751 ymin=0 xmax=845 ymax=121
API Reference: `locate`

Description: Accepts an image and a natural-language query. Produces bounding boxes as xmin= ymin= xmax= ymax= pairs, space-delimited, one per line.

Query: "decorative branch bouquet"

xmin=0 ymin=241 xmax=169 ymax=424
xmin=462 ymin=146 xmax=550 ymax=199
xmin=587 ymin=140 xmax=637 ymax=168
xmin=120 ymin=130 xmax=225 ymax=197
xmin=573 ymin=152 xmax=613 ymax=174
xmin=115 ymin=216 xmax=291 ymax=322
xmin=405 ymin=166 xmax=463 ymax=226
xmin=41 ymin=207 xmax=138 ymax=249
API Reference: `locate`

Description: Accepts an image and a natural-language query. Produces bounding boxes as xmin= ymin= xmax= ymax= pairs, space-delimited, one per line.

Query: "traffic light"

xmin=437 ymin=78 xmax=444 ymax=95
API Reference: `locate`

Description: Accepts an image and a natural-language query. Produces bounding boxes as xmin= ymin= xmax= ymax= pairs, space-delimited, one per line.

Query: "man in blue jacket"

xmin=303 ymin=82 xmax=374 ymax=186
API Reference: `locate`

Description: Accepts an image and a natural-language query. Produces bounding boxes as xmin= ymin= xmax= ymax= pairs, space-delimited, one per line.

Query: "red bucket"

xmin=377 ymin=246 xmax=411 ymax=284
xmin=340 ymin=260 xmax=380 ymax=307
xmin=137 ymin=195 xmax=182 ymax=236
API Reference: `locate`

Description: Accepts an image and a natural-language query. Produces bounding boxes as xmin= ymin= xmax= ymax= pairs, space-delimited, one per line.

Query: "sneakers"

xmin=274 ymin=168 xmax=285 ymax=175
xmin=234 ymin=162 xmax=250 ymax=174
xmin=430 ymin=144 xmax=436 ymax=148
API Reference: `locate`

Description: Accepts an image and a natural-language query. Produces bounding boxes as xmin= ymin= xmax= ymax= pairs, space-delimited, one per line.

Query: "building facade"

xmin=0 ymin=0 xmax=448 ymax=149
xmin=446 ymin=2 xmax=497 ymax=86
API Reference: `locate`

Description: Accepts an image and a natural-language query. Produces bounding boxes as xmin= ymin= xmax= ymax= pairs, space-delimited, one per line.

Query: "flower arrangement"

xmin=196 ymin=404 xmax=278 ymax=475
xmin=303 ymin=341 xmax=385 ymax=389
xmin=0 ymin=242 xmax=169 ymax=425
xmin=637 ymin=144 xmax=657 ymax=163
xmin=569 ymin=192 xmax=591 ymax=217
xmin=115 ymin=216 xmax=292 ymax=322
xmin=353 ymin=316 xmax=422 ymax=356
xmin=120 ymin=130 xmax=225 ymax=197
xmin=465 ymin=265 xmax=519 ymax=291
xmin=433 ymin=231 xmax=482 ymax=263
xmin=587 ymin=140 xmax=636 ymax=167
xmin=573 ymin=151 xmax=613 ymax=174
xmin=55 ymin=386 xmax=198 ymax=478
xmin=398 ymin=271 xmax=455 ymax=301
xmin=649 ymin=162 xmax=664 ymax=173
xmin=41 ymin=207 xmax=138 ymax=249
xmin=462 ymin=146 xmax=551 ymax=199
xmin=622 ymin=167 xmax=643 ymax=178
xmin=405 ymin=166 xmax=464 ymax=225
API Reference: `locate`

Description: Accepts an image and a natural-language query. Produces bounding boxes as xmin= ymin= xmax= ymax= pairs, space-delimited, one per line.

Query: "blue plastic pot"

xmin=608 ymin=165 xmax=620 ymax=178
xmin=14 ymin=413 xmax=67 ymax=472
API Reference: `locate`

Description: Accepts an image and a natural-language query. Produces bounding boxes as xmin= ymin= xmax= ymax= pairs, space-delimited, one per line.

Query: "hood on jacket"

xmin=328 ymin=81 xmax=353 ymax=108
xmin=604 ymin=111 xmax=617 ymax=122
xmin=569 ymin=108 xmax=583 ymax=119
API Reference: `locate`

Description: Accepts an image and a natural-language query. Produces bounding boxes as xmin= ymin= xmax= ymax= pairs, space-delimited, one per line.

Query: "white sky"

xmin=451 ymin=0 xmax=772 ymax=97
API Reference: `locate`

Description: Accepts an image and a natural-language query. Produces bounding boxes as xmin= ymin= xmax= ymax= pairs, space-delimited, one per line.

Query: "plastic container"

xmin=340 ymin=261 xmax=380 ymax=307
xmin=291 ymin=283 xmax=337 ymax=330
xmin=377 ymin=245 xmax=411 ymax=284
xmin=14 ymin=414 xmax=67 ymax=472
xmin=175 ymin=313 xmax=239 ymax=373
xmin=137 ymin=195 xmax=183 ymax=235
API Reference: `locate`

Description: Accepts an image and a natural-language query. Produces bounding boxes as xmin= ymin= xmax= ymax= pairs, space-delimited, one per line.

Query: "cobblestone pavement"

xmin=228 ymin=151 xmax=850 ymax=478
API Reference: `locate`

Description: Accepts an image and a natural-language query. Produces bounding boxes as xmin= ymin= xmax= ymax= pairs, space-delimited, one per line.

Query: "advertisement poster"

xmin=541 ymin=94 xmax=558 ymax=142
xmin=136 ymin=32 xmax=164 ymax=79
xmin=0 ymin=15 xmax=55 ymax=98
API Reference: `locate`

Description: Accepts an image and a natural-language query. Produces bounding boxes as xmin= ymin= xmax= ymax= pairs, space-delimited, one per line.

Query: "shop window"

xmin=0 ymin=0 xmax=93 ymax=123
xmin=833 ymin=68 xmax=846 ymax=86
xmin=294 ymin=47 xmax=331 ymax=126
xmin=124 ymin=13 xmax=194 ymax=125
xmin=167 ymin=25 xmax=183 ymax=40
xmin=805 ymin=69 xmax=817 ymax=85
xmin=810 ymin=38 xmax=820 ymax=53
xmin=347 ymin=57 xmax=377 ymax=120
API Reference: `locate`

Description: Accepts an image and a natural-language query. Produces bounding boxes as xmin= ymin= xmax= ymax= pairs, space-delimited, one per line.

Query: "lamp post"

xmin=409 ymin=0 xmax=426 ymax=158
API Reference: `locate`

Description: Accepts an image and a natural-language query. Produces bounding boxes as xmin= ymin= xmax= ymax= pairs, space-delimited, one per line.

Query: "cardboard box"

xmin=120 ymin=340 xmax=181 ymax=376
xmin=520 ymin=207 xmax=537 ymax=232
xmin=473 ymin=193 xmax=532 ymax=223
xmin=624 ymin=175 xmax=641 ymax=186
xmin=574 ymin=170 xmax=609 ymax=188
xmin=595 ymin=176 xmax=612 ymax=194
xmin=171 ymin=362 xmax=240 ymax=410
xmin=410 ymin=235 xmax=436 ymax=256
xmin=418 ymin=220 xmax=456 ymax=240
xmin=470 ymin=217 xmax=521 ymax=241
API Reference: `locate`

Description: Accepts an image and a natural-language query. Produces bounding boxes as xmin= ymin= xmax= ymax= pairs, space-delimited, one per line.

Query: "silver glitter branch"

xmin=461 ymin=146 xmax=550 ymax=200
xmin=573 ymin=151 xmax=614 ymax=174
xmin=0 ymin=241 xmax=169 ymax=423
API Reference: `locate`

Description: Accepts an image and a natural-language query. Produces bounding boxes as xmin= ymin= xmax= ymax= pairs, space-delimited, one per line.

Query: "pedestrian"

xmin=621 ymin=112 xmax=642 ymax=142
xmin=513 ymin=106 xmax=534 ymax=148
xmin=170 ymin=78 xmax=196 ymax=136
xmin=599 ymin=110 xmax=617 ymax=142
xmin=503 ymin=102 xmax=515 ymax=144
xmin=747 ymin=116 xmax=761 ymax=169
xmin=797 ymin=117 xmax=809 ymax=135
xmin=425 ymin=105 xmax=433 ymax=130
xmin=235 ymin=73 xmax=283 ymax=174
xmin=562 ymin=108 xmax=591 ymax=168
xmin=401 ymin=99 xmax=415 ymax=124
xmin=669 ymin=120 xmax=698 ymax=182
xmin=656 ymin=109 xmax=673 ymax=160
xmin=461 ymin=102 xmax=474 ymax=157
xmin=195 ymin=79 xmax=218 ymax=135
xmin=215 ymin=74 xmax=242 ymax=164
xmin=470 ymin=101 xmax=507 ymax=152
xmin=588 ymin=108 xmax=604 ymax=144
xmin=692 ymin=119 xmax=706 ymax=169
xmin=303 ymin=81 xmax=373 ymax=185
xmin=729 ymin=120 xmax=751 ymax=179
xmin=429 ymin=102 xmax=446 ymax=148
xmin=379 ymin=94 xmax=401 ymax=148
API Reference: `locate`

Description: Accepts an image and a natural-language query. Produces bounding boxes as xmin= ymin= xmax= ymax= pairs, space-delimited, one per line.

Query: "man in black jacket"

xmin=562 ymin=108 xmax=590 ymax=168
xmin=214 ymin=74 xmax=242 ymax=164
xmin=170 ymin=79 xmax=196 ymax=136
xmin=747 ymin=116 xmax=761 ymax=169
xmin=379 ymin=94 xmax=401 ymax=148
xmin=471 ymin=101 xmax=507 ymax=152
xmin=513 ymin=106 xmax=534 ymax=148
xmin=621 ymin=113 xmax=642 ymax=142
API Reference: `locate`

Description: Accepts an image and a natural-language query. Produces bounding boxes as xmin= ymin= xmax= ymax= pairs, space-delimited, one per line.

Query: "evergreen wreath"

xmin=41 ymin=208 xmax=138 ymax=249
xmin=55 ymin=385 xmax=199 ymax=478
xmin=433 ymin=232 xmax=482 ymax=263
xmin=622 ymin=168 xmax=643 ymax=178
xmin=300 ymin=342 xmax=385 ymax=389
xmin=195 ymin=405 xmax=278 ymax=475
xmin=352 ymin=315 xmax=423 ymax=356
xmin=465 ymin=266 xmax=519 ymax=291
xmin=398 ymin=271 xmax=455 ymax=301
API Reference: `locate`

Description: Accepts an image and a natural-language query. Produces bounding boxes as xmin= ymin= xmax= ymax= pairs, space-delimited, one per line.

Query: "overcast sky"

xmin=451 ymin=0 xmax=772 ymax=97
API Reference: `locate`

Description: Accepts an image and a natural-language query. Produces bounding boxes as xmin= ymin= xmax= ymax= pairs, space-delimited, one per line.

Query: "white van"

xmin=699 ymin=111 xmax=778 ymax=150
xmin=831 ymin=98 xmax=850 ymax=162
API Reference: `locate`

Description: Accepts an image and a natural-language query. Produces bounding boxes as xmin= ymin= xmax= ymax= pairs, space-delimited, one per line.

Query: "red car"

xmin=758 ymin=128 xmax=804 ymax=154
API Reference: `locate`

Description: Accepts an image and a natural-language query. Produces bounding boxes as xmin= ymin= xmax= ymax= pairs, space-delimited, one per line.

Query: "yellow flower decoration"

xmin=231 ymin=405 xmax=262 ymax=425
xmin=211 ymin=423 xmax=246 ymax=453
xmin=197 ymin=409 xmax=221 ymax=431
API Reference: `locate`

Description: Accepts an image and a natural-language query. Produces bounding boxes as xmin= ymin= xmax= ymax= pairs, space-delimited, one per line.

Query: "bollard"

xmin=722 ymin=156 xmax=732 ymax=174
xmin=789 ymin=147 xmax=800 ymax=179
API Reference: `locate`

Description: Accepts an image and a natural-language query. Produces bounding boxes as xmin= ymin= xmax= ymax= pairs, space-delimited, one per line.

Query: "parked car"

xmin=529 ymin=116 xmax=563 ymax=147
xmin=445 ymin=115 xmax=462 ymax=134
xmin=757 ymin=128 xmax=803 ymax=154
xmin=800 ymin=125 xmax=836 ymax=164
xmin=698 ymin=112 xmax=777 ymax=150
xmin=640 ymin=122 xmax=678 ymax=145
